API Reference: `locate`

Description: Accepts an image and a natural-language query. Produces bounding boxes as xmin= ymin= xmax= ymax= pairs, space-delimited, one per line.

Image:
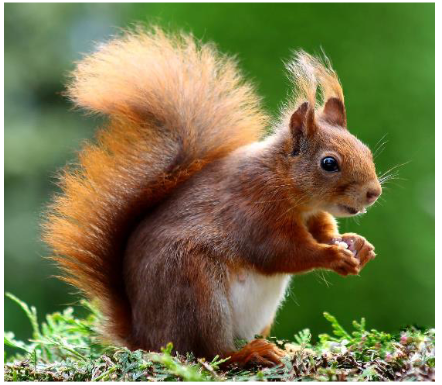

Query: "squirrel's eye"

xmin=321 ymin=156 xmax=340 ymax=172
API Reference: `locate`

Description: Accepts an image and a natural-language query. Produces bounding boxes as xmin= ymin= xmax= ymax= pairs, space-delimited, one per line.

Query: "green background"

xmin=5 ymin=3 xmax=434 ymax=346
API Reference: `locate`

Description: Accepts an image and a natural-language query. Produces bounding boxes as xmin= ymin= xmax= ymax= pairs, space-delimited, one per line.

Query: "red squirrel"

xmin=43 ymin=27 xmax=382 ymax=367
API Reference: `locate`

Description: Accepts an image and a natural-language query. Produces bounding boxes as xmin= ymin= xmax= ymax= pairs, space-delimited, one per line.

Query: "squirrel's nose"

xmin=366 ymin=186 xmax=381 ymax=204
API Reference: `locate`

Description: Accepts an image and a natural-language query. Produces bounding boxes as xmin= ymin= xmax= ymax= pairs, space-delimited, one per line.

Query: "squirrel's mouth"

xmin=338 ymin=204 xmax=367 ymax=216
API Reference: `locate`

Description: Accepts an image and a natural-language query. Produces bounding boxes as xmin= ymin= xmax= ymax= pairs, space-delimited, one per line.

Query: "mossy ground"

xmin=4 ymin=294 xmax=435 ymax=381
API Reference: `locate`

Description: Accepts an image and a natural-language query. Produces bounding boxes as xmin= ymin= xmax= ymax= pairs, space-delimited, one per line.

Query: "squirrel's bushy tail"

xmin=43 ymin=27 xmax=268 ymax=347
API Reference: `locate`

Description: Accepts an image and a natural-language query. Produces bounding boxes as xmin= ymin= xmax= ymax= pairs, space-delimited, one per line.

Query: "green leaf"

xmin=6 ymin=293 xmax=41 ymax=339
xmin=4 ymin=332 xmax=31 ymax=353
xmin=323 ymin=312 xmax=351 ymax=340
xmin=294 ymin=328 xmax=312 ymax=345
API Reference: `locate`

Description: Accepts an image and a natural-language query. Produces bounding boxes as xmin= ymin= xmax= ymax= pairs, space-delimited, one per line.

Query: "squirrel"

xmin=43 ymin=27 xmax=382 ymax=367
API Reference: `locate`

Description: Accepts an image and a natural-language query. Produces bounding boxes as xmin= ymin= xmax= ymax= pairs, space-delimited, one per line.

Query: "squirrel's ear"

xmin=322 ymin=97 xmax=346 ymax=128
xmin=290 ymin=102 xmax=315 ymax=135
xmin=290 ymin=102 xmax=315 ymax=155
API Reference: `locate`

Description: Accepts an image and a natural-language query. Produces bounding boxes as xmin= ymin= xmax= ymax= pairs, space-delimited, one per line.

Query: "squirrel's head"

xmin=272 ymin=51 xmax=381 ymax=217
xmin=283 ymin=98 xmax=381 ymax=217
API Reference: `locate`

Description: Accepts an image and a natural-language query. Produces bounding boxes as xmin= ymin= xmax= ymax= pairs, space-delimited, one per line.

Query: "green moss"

xmin=4 ymin=294 xmax=435 ymax=381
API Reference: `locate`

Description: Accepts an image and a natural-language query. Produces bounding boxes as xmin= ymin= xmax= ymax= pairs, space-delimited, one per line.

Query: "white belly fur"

xmin=229 ymin=270 xmax=291 ymax=341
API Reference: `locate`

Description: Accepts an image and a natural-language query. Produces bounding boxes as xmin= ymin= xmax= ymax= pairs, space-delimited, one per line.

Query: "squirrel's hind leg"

xmin=124 ymin=234 xmax=237 ymax=358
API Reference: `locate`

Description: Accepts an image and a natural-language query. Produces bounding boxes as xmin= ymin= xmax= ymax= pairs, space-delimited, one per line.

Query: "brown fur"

xmin=44 ymin=27 xmax=381 ymax=365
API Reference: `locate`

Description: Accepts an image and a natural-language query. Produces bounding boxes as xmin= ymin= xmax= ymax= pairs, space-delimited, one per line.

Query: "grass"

xmin=4 ymin=293 xmax=435 ymax=381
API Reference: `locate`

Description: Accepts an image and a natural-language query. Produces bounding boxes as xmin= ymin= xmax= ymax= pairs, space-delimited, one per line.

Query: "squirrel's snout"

xmin=366 ymin=185 xmax=382 ymax=204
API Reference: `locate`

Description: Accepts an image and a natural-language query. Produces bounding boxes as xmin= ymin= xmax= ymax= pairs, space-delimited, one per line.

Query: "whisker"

xmin=374 ymin=143 xmax=388 ymax=159
xmin=379 ymin=168 xmax=400 ymax=179
xmin=371 ymin=195 xmax=386 ymax=208
xmin=373 ymin=133 xmax=389 ymax=158
xmin=378 ymin=161 xmax=410 ymax=181
xmin=374 ymin=133 xmax=389 ymax=153
xmin=315 ymin=270 xmax=332 ymax=287
xmin=374 ymin=199 xmax=384 ymax=207
xmin=379 ymin=172 xmax=402 ymax=185
xmin=385 ymin=181 xmax=406 ymax=190
xmin=374 ymin=142 xmax=389 ymax=159
xmin=380 ymin=173 xmax=408 ymax=189
xmin=286 ymin=284 xmax=299 ymax=306
xmin=380 ymin=178 xmax=406 ymax=187
xmin=351 ymin=215 xmax=361 ymax=226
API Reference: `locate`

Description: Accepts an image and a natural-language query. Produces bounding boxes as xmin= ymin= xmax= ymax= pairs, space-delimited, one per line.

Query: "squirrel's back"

xmin=43 ymin=27 xmax=268 ymax=346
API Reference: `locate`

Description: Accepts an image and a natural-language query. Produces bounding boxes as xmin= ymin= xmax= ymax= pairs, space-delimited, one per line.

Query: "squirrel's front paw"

xmin=325 ymin=244 xmax=360 ymax=276
xmin=339 ymin=233 xmax=376 ymax=269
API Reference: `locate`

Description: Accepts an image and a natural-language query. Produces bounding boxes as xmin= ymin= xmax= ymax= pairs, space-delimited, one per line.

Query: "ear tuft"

xmin=322 ymin=97 xmax=346 ymax=127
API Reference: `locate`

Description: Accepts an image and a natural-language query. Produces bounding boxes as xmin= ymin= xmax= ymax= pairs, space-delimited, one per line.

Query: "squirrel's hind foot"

xmin=224 ymin=339 xmax=286 ymax=368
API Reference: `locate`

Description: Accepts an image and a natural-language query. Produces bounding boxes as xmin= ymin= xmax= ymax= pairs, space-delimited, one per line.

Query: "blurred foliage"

xmin=4 ymin=3 xmax=434 ymax=347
